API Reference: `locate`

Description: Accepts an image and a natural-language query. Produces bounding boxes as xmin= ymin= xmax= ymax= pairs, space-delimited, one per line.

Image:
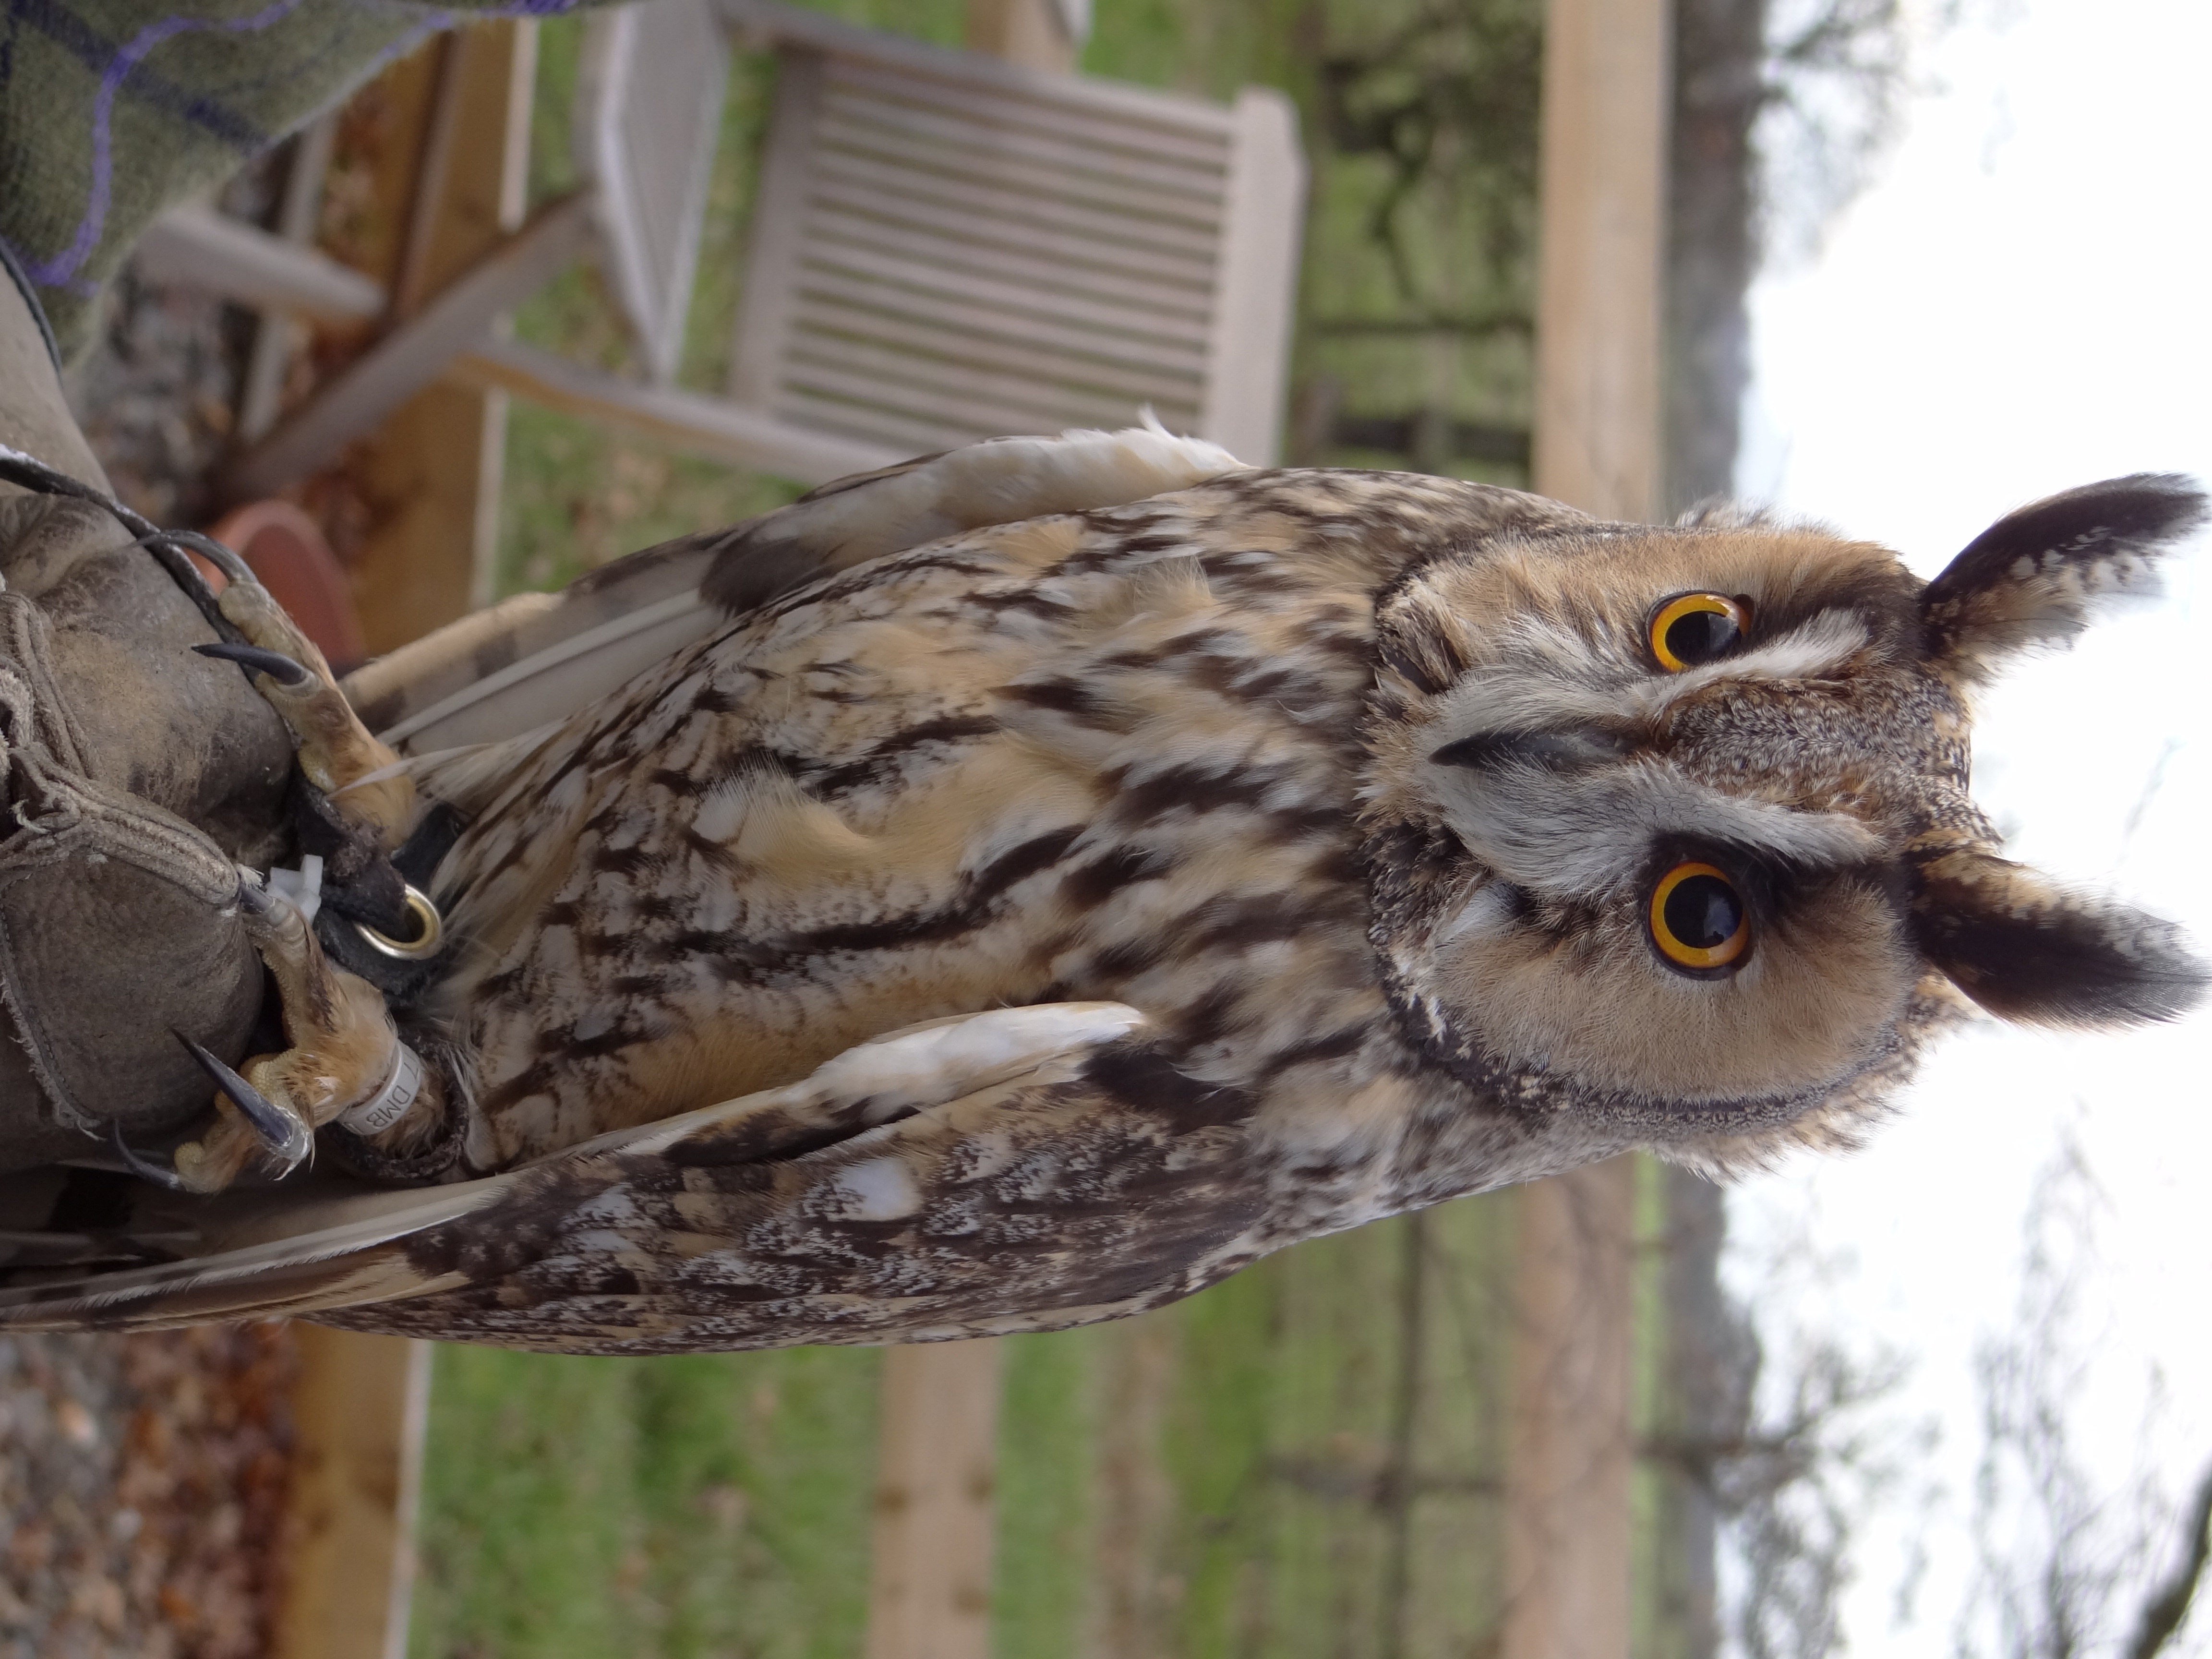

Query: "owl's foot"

xmin=198 ymin=575 xmax=416 ymax=849
xmin=127 ymin=880 xmax=440 ymax=1194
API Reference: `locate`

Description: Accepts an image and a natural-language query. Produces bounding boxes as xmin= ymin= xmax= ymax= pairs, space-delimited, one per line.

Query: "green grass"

xmin=1176 ymin=1201 xmax=1519 ymax=1659
xmin=409 ymin=1346 xmax=881 ymax=1659
xmin=976 ymin=1196 xmax=1522 ymax=1659
xmin=402 ymin=1202 xmax=1523 ymax=1659
xmin=493 ymin=404 xmax=801 ymax=595
xmin=990 ymin=1324 xmax=1109 ymax=1657
xmin=411 ymin=1178 xmax=1713 ymax=1659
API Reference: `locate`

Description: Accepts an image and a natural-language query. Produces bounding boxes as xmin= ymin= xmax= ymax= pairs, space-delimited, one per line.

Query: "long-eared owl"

xmin=0 ymin=429 xmax=2200 ymax=1351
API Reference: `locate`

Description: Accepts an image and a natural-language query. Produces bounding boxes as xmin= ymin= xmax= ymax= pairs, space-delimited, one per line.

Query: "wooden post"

xmin=1504 ymin=1161 xmax=1640 ymax=1659
xmin=1504 ymin=0 xmax=1670 ymax=1656
xmin=1528 ymin=0 xmax=1669 ymax=523
xmin=865 ymin=1341 xmax=1005 ymax=1659
xmin=273 ymin=1330 xmax=433 ymax=1659
xmin=263 ymin=26 xmax=536 ymax=1658
xmin=345 ymin=19 xmax=538 ymax=649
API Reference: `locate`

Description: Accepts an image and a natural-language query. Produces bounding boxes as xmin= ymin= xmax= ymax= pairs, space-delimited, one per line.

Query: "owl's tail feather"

xmin=0 ymin=1181 xmax=495 ymax=1332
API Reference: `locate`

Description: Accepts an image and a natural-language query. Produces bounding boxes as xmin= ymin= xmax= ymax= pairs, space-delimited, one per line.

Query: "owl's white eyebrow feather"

xmin=1430 ymin=610 xmax=1873 ymax=742
xmin=1632 ymin=611 xmax=1871 ymax=714
xmin=1429 ymin=756 xmax=1883 ymax=896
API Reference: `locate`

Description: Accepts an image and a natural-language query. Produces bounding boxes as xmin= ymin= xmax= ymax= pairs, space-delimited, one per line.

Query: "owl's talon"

xmin=173 ymin=1031 xmax=314 ymax=1175
xmin=194 ymin=641 xmax=313 ymax=688
xmin=109 ymin=1122 xmax=192 ymax=1193
xmin=236 ymin=872 xmax=276 ymax=917
xmin=135 ymin=527 xmax=260 ymax=590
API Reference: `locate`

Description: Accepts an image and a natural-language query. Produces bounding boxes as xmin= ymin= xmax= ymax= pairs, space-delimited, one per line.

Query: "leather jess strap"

xmin=0 ymin=237 xmax=60 ymax=377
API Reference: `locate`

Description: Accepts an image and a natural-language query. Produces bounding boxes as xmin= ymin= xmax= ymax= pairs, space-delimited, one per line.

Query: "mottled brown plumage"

xmin=0 ymin=434 xmax=2200 ymax=1350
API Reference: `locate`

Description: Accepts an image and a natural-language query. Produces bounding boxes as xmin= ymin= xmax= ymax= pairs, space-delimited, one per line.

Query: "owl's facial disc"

xmin=1363 ymin=477 xmax=2208 ymax=1146
xmin=1363 ymin=522 xmax=1936 ymax=1115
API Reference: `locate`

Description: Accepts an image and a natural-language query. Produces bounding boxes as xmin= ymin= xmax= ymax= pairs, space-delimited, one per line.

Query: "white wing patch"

xmin=734 ymin=425 xmax=1248 ymax=575
xmin=827 ymin=1157 xmax=925 ymax=1222
xmin=805 ymin=1003 xmax=1152 ymax=1119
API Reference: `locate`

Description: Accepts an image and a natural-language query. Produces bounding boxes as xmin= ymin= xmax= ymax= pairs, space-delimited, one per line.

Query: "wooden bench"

xmin=154 ymin=0 xmax=1305 ymax=497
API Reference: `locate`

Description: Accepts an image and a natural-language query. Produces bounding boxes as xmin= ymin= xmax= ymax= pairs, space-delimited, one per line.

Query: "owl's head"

xmin=1361 ymin=474 xmax=2210 ymax=1167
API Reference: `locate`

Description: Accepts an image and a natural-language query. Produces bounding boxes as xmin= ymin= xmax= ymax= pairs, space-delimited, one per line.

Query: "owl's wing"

xmin=339 ymin=529 xmax=723 ymax=755
xmin=341 ymin=425 xmax=1245 ymax=755
xmin=697 ymin=422 xmax=1245 ymax=611
xmin=0 ymin=1004 xmax=1269 ymax=1352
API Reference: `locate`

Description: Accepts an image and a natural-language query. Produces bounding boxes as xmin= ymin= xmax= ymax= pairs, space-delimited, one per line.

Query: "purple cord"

xmin=24 ymin=0 xmax=308 ymax=293
xmin=24 ymin=0 xmax=589 ymax=295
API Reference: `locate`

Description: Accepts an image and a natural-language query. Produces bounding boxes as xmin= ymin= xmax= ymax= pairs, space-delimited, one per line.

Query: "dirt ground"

xmin=0 ymin=1327 xmax=297 ymax=1659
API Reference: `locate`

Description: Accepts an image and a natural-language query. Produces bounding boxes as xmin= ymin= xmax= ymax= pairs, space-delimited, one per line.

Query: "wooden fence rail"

xmin=1503 ymin=2 xmax=1671 ymax=1658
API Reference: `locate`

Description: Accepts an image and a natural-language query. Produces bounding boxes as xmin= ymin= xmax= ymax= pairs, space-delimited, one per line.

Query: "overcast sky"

xmin=1727 ymin=0 xmax=2212 ymax=1651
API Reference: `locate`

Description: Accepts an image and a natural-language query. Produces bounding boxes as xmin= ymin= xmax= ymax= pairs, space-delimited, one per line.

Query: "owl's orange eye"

xmin=1648 ymin=861 xmax=1750 ymax=973
xmin=1647 ymin=592 xmax=1750 ymax=671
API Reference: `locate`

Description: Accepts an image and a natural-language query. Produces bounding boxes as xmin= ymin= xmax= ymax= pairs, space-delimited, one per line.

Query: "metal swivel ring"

xmin=354 ymin=884 xmax=445 ymax=961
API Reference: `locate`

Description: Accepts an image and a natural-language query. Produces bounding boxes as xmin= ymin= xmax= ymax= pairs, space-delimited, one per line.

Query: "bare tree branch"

xmin=1662 ymin=1207 xmax=1929 ymax=1659
xmin=1755 ymin=0 xmax=1910 ymax=263
xmin=1953 ymin=1133 xmax=2208 ymax=1659
xmin=2127 ymin=1461 xmax=2212 ymax=1659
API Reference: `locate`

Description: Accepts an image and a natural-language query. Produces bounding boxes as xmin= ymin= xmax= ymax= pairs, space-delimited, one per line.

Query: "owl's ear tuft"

xmin=1911 ymin=848 xmax=2209 ymax=1027
xmin=1920 ymin=474 xmax=2206 ymax=686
